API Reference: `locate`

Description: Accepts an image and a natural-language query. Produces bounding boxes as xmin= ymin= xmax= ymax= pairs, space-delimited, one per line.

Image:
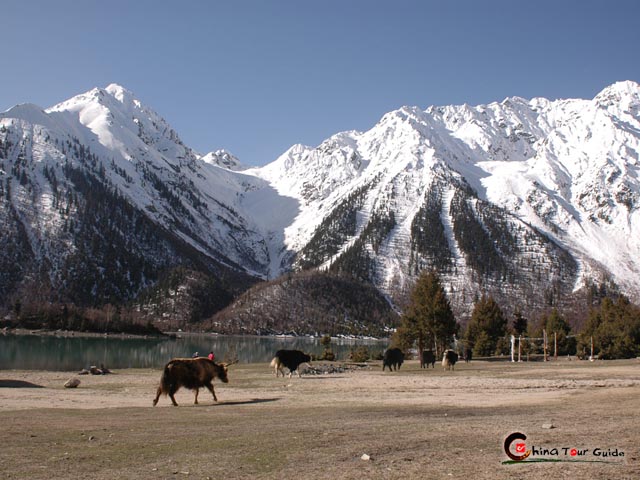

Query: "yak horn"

xmin=222 ymin=359 xmax=239 ymax=367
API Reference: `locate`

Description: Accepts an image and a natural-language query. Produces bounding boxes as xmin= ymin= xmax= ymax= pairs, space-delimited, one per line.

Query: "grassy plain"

xmin=1 ymin=359 xmax=639 ymax=479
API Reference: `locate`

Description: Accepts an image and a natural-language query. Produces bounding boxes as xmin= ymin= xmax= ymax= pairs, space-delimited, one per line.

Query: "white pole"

xmin=510 ymin=335 xmax=515 ymax=362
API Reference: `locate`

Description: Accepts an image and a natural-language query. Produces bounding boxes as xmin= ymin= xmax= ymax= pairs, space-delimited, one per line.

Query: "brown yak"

xmin=153 ymin=357 xmax=234 ymax=406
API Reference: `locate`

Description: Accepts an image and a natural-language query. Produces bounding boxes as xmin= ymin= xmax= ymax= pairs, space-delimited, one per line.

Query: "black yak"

xmin=442 ymin=350 xmax=459 ymax=371
xmin=270 ymin=349 xmax=311 ymax=378
xmin=382 ymin=348 xmax=404 ymax=371
xmin=464 ymin=347 xmax=472 ymax=363
xmin=421 ymin=350 xmax=436 ymax=368
xmin=153 ymin=357 xmax=233 ymax=406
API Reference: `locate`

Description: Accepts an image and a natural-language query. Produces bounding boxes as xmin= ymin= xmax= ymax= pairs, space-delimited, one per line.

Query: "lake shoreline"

xmin=1 ymin=326 xmax=390 ymax=342
xmin=1 ymin=327 xmax=165 ymax=339
xmin=0 ymin=329 xmax=390 ymax=371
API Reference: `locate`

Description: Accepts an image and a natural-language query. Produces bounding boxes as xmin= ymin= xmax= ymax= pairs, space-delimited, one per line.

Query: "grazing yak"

xmin=153 ymin=357 xmax=233 ymax=406
xmin=421 ymin=350 xmax=436 ymax=369
xmin=270 ymin=349 xmax=311 ymax=378
xmin=382 ymin=348 xmax=404 ymax=371
xmin=464 ymin=347 xmax=472 ymax=363
xmin=442 ymin=349 xmax=459 ymax=371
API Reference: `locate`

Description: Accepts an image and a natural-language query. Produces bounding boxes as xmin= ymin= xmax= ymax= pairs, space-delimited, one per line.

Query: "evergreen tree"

xmin=579 ymin=297 xmax=640 ymax=359
xmin=512 ymin=308 xmax=528 ymax=336
xmin=542 ymin=308 xmax=574 ymax=356
xmin=390 ymin=323 xmax=415 ymax=355
xmin=393 ymin=271 xmax=457 ymax=364
xmin=466 ymin=295 xmax=508 ymax=356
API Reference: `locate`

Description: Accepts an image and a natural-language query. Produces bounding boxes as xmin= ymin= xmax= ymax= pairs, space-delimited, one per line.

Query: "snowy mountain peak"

xmin=594 ymin=80 xmax=640 ymax=110
xmin=2 ymin=81 xmax=640 ymax=321
xmin=43 ymin=83 xmax=200 ymax=172
xmin=379 ymin=105 xmax=427 ymax=126
xmin=1 ymin=103 xmax=49 ymax=123
xmin=48 ymin=83 xmax=150 ymax=123
xmin=201 ymin=149 xmax=245 ymax=170
xmin=249 ymin=80 xmax=640 ymax=310
xmin=596 ymin=80 xmax=640 ymax=98
xmin=104 ymin=83 xmax=136 ymax=104
xmin=500 ymin=95 xmax=530 ymax=107
xmin=0 ymin=103 xmax=66 ymax=137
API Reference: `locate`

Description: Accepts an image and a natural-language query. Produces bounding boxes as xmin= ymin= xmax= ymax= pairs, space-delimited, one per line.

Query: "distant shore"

xmin=1 ymin=326 xmax=166 ymax=339
xmin=1 ymin=326 xmax=389 ymax=342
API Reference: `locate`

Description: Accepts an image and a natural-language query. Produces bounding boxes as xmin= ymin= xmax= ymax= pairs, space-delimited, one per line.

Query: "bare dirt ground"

xmin=1 ymin=359 xmax=639 ymax=479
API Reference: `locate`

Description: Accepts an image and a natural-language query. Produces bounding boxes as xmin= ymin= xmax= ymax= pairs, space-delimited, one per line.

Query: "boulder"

xmin=64 ymin=378 xmax=81 ymax=388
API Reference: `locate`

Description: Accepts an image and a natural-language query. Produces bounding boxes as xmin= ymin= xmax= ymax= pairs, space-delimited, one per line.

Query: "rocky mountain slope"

xmin=0 ymin=84 xmax=263 ymax=307
xmin=208 ymin=271 xmax=398 ymax=337
xmin=248 ymin=81 xmax=640 ymax=317
xmin=1 ymin=81 xmax=638 ymax=324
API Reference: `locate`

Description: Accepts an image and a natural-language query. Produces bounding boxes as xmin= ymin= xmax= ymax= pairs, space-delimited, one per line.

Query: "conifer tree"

xmin=394 ymin=271 xmax=457 ymax=364
xmin=579 ymin=296 xmax=640 ymax=359
xmin=512 ymin=308 xmax=528 ymax=336
xmin=542 ymin=308 xmax=574 ymax=356
xmin=465 ymin=295 xmax=508 ymax=356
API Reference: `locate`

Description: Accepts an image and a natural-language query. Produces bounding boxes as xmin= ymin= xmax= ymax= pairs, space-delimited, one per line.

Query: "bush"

xmin=319 ymin=334 xmax=336 ymax=360
xmin=494 ymin=336 xmax=511 ymax=356
xmin=319 ymin=349 xmax=336 ymax=361
xmin=349 ymin=346 xmax=370 ymax=362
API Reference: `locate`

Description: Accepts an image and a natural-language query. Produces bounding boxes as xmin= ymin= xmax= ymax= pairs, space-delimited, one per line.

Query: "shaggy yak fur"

xmin=153 ymin=357 xmax=229 ymax=406
xmin=270 ymin=349 xmax=311 ymax=378
xmin=382 ymin=348 xmax=405 ymax=371
xmin=442 ymin=349 xmax=459 ymax=371
xmin=421 ymin=350 xmax=436 ymax=369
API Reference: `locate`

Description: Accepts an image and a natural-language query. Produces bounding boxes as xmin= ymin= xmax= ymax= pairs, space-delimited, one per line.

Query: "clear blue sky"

xmin=3 ymin=0 xmax=639 ymax=166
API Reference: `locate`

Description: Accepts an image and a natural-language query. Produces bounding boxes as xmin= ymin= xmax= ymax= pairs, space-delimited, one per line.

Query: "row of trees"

xmin=392 ymin=271 xmax=640 ymax=360
xmin=5 ymin=301 xmax=161 ymax=335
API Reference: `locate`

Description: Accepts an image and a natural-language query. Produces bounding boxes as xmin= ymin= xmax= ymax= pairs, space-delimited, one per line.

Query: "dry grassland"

xmin=1 ymin=359 xmax=639 ymax=479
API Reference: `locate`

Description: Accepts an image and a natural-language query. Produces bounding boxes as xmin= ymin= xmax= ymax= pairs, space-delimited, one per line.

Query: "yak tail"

xmin=159 ymin=363 xmax=173 ymax=394
xmin=269 ymin=357 xmax=278 ymax=368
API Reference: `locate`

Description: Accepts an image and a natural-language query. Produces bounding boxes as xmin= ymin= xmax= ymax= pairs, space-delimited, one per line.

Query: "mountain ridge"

xmin=250 ymin=81 xmax=640 ymax=301
xmin=1 ymin=81 xmax=639 ymax=326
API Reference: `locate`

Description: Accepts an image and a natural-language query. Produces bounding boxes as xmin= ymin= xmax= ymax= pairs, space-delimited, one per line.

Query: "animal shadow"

xmin=216 ymin=398 xmax=281 ymax=406
xmin=299 ymin=376 xmax=346 ymax=380
xmin=0 ymin=380 xmax=44 ymax=388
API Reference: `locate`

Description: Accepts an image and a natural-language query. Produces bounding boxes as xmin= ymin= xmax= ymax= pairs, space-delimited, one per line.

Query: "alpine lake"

xmin=0 ymin=331 xmax=389 ymax=371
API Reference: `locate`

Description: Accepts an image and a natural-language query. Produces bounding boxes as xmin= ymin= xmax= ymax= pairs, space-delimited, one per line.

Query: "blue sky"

xmin=3 ymin=0 xmax=639 ymax=166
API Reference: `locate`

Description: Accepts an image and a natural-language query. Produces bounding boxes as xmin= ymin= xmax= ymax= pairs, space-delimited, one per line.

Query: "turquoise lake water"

xmin=0 ymin=332 xmax=388 ymax=371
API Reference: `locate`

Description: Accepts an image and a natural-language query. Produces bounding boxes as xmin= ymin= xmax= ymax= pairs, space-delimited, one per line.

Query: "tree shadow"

xmin=0 ymin=380 xmax=44 ymax=388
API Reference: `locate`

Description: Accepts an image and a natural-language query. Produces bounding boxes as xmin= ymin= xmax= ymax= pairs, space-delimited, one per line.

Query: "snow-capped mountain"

xmin=200 ymin=150 xmax=244 ymax=171
xmin=248 ymin=81 xmax=640 ymax=315
xmin=1 ymin=81 xmax=638 ymax=319
xmin=0 ymin=84 xmax=274 ymax=304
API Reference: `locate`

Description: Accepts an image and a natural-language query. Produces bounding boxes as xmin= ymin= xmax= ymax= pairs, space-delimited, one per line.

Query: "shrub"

xmin=349 ymin=346 xmax=370 ymax=362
